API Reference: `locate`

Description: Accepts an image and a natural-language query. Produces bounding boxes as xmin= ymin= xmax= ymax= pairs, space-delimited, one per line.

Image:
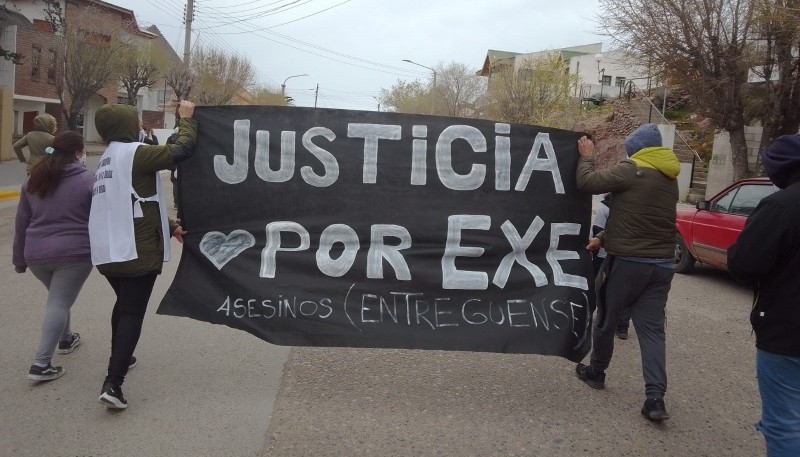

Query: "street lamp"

xmin=373 ymin=96 xmax=381 ymax=112
xmin=402 ymin=59 xmax=437 ymax=115
xmin=281 ymin=73 xmax=309 ymax=100
xmin=595 ymin=54 xmax=606 ymax=102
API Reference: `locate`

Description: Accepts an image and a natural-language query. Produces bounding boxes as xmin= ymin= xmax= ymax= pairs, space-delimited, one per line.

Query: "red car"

xmin=675 ymin=177 xmax=778 ymax=273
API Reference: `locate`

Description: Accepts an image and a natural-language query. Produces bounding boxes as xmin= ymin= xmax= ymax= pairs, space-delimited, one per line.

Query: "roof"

xmin=88 ymin=0 xmax=156 ymax=38
xmin=0 ymin=9 xmax=31 ymax=27
xmin=477 ymin=49 xmax=521 ymax=76
xmin=145 ymin=24 xmax=181 ymax=63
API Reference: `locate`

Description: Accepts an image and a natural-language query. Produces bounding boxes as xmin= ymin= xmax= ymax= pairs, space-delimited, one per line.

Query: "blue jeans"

xmin=756 ymin=349 xmax=800 ymax=457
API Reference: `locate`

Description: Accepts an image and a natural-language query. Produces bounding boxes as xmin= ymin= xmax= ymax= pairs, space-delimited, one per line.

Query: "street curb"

xmin=0 ymin=190 xmax=19 ymax=202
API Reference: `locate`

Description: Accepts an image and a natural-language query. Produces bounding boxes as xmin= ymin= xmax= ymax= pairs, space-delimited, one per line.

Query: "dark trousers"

xmin=105 ymin=274 xmax=158 ymax=386
xmin=591 ymin=257 xmax=674 ymax=399
xmin=593 ymin=253 xmax=631 ymax=331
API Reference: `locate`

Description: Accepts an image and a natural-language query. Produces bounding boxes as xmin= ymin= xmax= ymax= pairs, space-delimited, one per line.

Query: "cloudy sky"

xmin=109 ymin=0 xmax=603 ymax=111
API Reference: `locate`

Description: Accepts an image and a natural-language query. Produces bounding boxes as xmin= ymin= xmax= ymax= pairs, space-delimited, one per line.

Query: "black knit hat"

xmin=763 ymin=134 xmax=800 ymax=188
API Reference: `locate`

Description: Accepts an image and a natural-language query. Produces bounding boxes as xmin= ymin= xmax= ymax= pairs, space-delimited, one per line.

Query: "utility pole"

xmin=314 ymin=83 xmax=319 ymax=108
xmin=183 ymin=0 xmax=194 ymax=64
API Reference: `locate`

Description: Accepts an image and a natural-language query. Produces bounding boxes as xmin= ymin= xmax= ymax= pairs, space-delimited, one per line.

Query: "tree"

xmin=378 ymin=79 xmax=430 ymax=114
xmin=119 ymin=44 xmax=167 ymax=106
xmin=165 ymin=63 xmax=193 ymax=103
xmin=432 ymin=61 xmax=486 ymax=118
xmin=486 ymin=53 xmax=580 ymax=128
xmin=598 ymin=0 xmax=759 ymax=180
xmin=191 ymin=46 xmax=255 ymax=106
xmin=249 ymin=85 xmax=287 ymax=105
xmin=749 ymin=0 xmax=800 ymax=166
xmin=46 ymin=2 xmax=126 ymax=130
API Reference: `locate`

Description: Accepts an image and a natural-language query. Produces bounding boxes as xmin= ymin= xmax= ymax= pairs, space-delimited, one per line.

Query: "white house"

xmin=478 ymin=43 xmax=649 ymax=102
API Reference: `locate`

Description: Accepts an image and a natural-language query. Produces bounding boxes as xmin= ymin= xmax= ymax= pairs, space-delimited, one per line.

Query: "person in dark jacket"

xmin=89 ymin=101 xmax=197 ymax=410
xmin=13 ymin=131 xmax=94 ymax=382
xmin=728 ymin=134 xmax=800 ymax=457
xmin=138 ymin=126 xmax=159 ymax=145
xmin=574 ymin=123 xmax=680 ymax=422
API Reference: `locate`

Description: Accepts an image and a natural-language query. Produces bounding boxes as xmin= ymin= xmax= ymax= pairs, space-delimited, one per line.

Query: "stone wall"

xmin=706 ymin=127 xmax=762 ymax=199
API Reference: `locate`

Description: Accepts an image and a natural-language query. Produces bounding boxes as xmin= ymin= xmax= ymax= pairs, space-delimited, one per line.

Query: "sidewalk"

xmin=0 ymin=144 xmax=106 ymax=203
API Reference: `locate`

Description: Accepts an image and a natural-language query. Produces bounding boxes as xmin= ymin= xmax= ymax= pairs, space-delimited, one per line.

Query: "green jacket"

xmin=14 ymin=114 xmax=57 ymax=173
xmin=576 ymin=146 xmax=680 ymax=258
xmin=94 ymin=104 xmax=197 ymax=277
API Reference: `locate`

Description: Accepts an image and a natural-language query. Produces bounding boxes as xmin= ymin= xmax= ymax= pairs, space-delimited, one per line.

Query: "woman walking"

xmin=90 ymin=101 xmax=196 ymax=409
xmin=13 ymin=131 xmax=94 ymax=381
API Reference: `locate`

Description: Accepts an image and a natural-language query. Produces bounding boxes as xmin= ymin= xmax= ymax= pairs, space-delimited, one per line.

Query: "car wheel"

xmin=674 ymin=233 xmax=696 ymax=274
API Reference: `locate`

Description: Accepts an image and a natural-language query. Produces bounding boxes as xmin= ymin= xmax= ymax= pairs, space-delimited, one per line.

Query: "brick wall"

xmin=13 ymin=20 xmax=58 ymax=100
xmin=142 ymin=110 xmax=164 ymax=129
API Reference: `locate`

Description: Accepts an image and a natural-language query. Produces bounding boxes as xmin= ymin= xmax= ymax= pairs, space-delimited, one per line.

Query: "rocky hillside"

xmin=573 ymin=99 xmax=640 ymax=169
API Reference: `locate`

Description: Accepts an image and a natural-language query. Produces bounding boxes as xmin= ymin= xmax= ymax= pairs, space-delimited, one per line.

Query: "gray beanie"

xmin=624 ymin=124 xmax=662 ymax=156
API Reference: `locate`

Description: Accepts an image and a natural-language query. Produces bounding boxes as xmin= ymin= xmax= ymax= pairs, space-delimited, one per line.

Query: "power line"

xmin=221 ymin=0 xmax=352 ymax=32
xmin=197 ymin=0 xmax=316 ymax=27
xmin=190 ymin=4 xmax=425 ymax=78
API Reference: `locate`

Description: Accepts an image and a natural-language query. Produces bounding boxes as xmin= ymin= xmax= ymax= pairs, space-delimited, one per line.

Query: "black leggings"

xmin=105 ymin=274 xmax=158 ymax=386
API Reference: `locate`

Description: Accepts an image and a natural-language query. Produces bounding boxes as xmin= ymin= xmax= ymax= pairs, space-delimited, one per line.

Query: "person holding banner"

xmin=89 ymin=100 xmax=197 ymax=410
xmin=574 ymin=123 xmax=680 ymax=422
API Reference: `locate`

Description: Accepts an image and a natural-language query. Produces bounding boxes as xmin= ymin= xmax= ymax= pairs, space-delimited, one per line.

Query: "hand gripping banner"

xmin=157 ymin=106 xmax=594 ymax=362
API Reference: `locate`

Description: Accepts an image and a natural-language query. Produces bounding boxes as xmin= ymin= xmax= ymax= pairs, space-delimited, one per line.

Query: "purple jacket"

xmin=13 ymin=163 xmax=95 ymax=272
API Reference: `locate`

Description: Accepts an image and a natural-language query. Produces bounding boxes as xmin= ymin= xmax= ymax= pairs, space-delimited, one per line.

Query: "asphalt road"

xmin=0 ymin=156 xmax=765 ymax=457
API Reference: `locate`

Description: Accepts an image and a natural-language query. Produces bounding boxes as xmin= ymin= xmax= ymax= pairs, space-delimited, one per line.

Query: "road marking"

xmin=0 ymin=190 xmax=19 ymax=202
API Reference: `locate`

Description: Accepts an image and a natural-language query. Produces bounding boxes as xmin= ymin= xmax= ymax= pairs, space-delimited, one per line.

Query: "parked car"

xmin=675 ymin=177 xmax=778 ymax=273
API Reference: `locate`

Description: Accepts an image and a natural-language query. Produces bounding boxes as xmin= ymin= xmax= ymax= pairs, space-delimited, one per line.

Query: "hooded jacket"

xmin=13 ymin=162 xmax=94 ymax=271
xmin=728 ymin=135 xmax=800 ymax=356
xmin=13 ymin=114 xmax=57 ymax=173
xmin=728 ymin=178 xmax=800 ymax=356
xmin=92 ymin=104 xmax=197 ymax=277
xmin=576 ymin=146 xmax=680 ymax=258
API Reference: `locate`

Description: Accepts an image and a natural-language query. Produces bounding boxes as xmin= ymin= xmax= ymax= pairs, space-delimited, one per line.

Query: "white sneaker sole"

xmin=58 ymin=341 xmax=81 ymax=354
xmin=27 ymin=369 xmax=66 ymax=381
xmin=99 ymin=393 xmax=128 ymax=409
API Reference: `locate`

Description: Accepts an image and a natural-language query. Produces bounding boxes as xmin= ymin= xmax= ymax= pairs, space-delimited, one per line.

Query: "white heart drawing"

xmin=200 ymin=230 xmax=256 ymax=270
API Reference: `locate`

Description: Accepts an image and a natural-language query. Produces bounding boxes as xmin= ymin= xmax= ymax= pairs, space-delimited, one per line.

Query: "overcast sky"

xmin=108 ymin=0 xmax=603 ymax=111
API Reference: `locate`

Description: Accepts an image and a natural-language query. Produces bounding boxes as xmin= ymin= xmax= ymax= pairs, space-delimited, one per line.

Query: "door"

xmin=22 ymin=111 xmax=37 ymax=134
xmin=692 ymin=182 xmax=777 ymax=268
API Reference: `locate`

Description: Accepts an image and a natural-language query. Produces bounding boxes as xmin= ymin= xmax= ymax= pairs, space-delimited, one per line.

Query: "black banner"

xmin=158 ymin=106 xmax=594 ymax=361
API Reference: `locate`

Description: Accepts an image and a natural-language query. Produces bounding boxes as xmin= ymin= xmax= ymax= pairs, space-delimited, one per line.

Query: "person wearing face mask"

xmin=13 ymin=131 xmax=95 ymax=382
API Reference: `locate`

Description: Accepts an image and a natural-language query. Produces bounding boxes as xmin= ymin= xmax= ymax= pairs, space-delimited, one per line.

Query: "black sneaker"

xmin=98 ymin=382 xmax=127 ymax=409
xmin=28 ymin=364 xmax=65 ymax=381
xmin=128 ymin=356 xmax=137 ymax=370
xmin=641 ymin=398 xmax=670 ymax=422
xmin=616 ymin=327 xmax=629 ymax=340
xmin=57 ymin=332 xmax=81 ymax=354
xmin=575 ymin=362 xmax=606 ymax=389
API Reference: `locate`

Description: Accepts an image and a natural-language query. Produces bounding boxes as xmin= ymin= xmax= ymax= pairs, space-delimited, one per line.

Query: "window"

xmin=615 ymin=77 xmax=626 ymax=88
xmin=601 ymin=75 xmax=611 ymax=86
xmin=47 ymin=49 xmax=56 ymax=84
xmin=728 ymin=184 xmax=777 ymax=216
xmin=711 ymin=188 xmax=736 ymax=213
xmin=711 ymin=184 xmax=777 ymax=215
xmin=31 ymin=45 xmax=41 ymax=79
